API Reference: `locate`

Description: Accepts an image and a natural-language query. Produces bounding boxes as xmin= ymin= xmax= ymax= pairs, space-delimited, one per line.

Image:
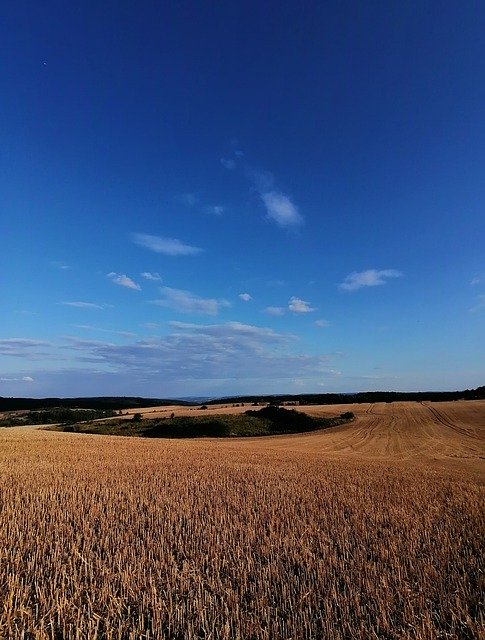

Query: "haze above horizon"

xmin=1 ymin=1 xmax=484 ymax=398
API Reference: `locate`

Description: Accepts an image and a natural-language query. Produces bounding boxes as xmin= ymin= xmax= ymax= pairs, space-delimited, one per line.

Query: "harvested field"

xmin=0 ymin=401 xmax=484 ymax=638
xmin=257 ymin=401 xmax=485 ymax=469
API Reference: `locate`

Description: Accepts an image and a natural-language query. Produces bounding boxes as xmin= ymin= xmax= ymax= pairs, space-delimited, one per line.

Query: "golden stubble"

xmin=0 ymin=401 xmax=484 ymax=639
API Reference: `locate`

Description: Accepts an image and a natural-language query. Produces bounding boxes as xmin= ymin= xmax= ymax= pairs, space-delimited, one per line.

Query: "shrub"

xmin=245 ymin=405 xmax=315 ymax=432
xmin=340 ymin=412 xmax=355 ymax=420
xmin=144 ymin=418 xmax=230 ymax=438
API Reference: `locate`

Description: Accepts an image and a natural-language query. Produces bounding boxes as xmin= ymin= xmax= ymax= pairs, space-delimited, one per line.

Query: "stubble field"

xmin=0 ymin=401 xmax=483 ymax=639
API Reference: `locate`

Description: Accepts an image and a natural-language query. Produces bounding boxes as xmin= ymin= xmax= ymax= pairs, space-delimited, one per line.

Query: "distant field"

xmin=0 ymin=400 xmax=483 ymax=638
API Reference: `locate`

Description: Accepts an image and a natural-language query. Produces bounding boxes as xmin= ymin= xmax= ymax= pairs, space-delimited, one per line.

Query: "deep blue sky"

xmin=1 ymin=1 xmax=484 ymax=397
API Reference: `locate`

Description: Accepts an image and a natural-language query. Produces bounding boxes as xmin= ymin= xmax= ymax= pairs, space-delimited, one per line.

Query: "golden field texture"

xmin=0 ymin=401 xmax=484 ymax=639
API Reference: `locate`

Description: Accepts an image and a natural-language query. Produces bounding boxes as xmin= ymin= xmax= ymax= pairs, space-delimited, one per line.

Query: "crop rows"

xmin=0 ymin=429 xmax=483 ymax=639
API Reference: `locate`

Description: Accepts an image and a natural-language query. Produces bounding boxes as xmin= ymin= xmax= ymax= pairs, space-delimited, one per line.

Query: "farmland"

xmin=0 ymin=400 xmax=484 ymax=638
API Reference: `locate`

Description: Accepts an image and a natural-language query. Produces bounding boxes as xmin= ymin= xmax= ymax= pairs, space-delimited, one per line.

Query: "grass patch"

xmin=0 ymin=407 xmax=116 ymax=427
xmin=45 ymin=407 xmax=354 ymax=439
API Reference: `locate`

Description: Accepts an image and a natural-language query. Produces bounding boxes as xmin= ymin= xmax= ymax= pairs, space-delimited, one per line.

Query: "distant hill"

xmin=1 ymin=387 xmax=483 ymax=412
xmin=0 ymin=396 xmax=196 ymax=412
xmin=207 ymin=386 xmax=485 ymax=406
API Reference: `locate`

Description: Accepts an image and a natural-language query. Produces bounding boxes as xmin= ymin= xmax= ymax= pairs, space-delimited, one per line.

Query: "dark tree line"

xmin=1 ymin=386 xmax=483 ymax=413
xmin=0 ymin=396 xmax=193 ymax=412
xmin=207 ymin=386 xmax=485 ymax=407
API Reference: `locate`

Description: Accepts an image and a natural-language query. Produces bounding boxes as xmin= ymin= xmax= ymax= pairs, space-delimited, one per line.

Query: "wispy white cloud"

xmin=141 ymin=322 xmax=161 ymax=330
xmin=261 ymin=192 xmax=303 ymax=228
xmin=340 ymin=269 xmax=403 ymax=291
xmin=288 ymin=296 xmax=315 ymax=313
xmin=63 ymin=336 xmax=116 ymax=351
xmin=246 ymin=167 xmax=274 ymax=191
xmin=0 ymin=319 xmax=342 ymax=394
xmin=222 ymin=151 xmax=304 ymax=229
xmin=239 ymin=293 xmax=252 ymax=302
xmin=50 ymin=261 xmax=71 ymax=270
xmin=221 ymin=158 xmax=236 ymax=170
xmin=60 ymin=321 xmax=333 ymax=384
xmin=246 ymin=166 xmax=302 ymax=228
xmin=152 ymin=287 xmax=231 ymax=316
xmin=470 ymin=277 xmax=481 ymax=286
xmin=61 ymin=301 xmax=105 ymax=309
xmin=141 ymin=272 xmax=162 ymax=282
xmin=179 ymin=193 xmax=199 ymax=206
xmin=180 ymin=195 xmax=224 ymax=218
xmin=206 ymin=205 xmax=224 ymax=216
xmin=470 ymin=294 xmax=485 ymax=313
xmin=0 ymin=338 xmax=53 ymax=358
xmin=0 ymin=338 xmax=48 ymax=348
xmin=315 ymin=319 xmax=330 ymax=328
xmin=168 ymin=320 xmax=292 ymax=342
xmin=221 ymin=140 xmax=244 ymax=169
xmin=230 ymin=139 xmax=244 ymax=157
xmin=74 ymin=325 xmax=137 ymax=338
xmin=107 ymin=272 xmax=141 ymax=291
xmin=0 ymin=375 xmax=34 ymax=383
xmin=263 ymin=306 xmax=286 ymax=316
xmin=132 ymin=233 xmax=203 ymax=256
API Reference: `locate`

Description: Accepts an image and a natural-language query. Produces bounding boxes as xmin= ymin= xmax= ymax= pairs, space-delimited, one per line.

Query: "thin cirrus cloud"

xmin=180 ymin=192 xmax=224 ymax=217
xmin=60 ymin=321 xmax=335 ymax=384
xmin=141 ymin=322 xmax=161 ymax=330
xmin=470 ymin=294 xmax=485 ymax=313
xmin=220 ymin=140 xmax=244 ymax=170
xmin=0 ymin=338 xmax=52 ymax=356
xmin=132 ymin=233 xmax=203 ymax=256
xmin=263 ymin=306 xmax=286 ymax=316
xmin=288 ymin=297 xmax=315 ymax=313
xmin=206 ymin=205 xmax=224 ymax=216
xmin=0 ymin=338 xmax=59 ymax=362
xmin=261 ymin=192 xmax=303 ymax=228
xmin=245 ymin=166 xmax=303 ymax=228
xmin=220 ymin=158 xmax=236 ymax=170
xmin=141 ymin=272 xmax=162 ymax=282
xmin=340 ymin=269 xmax=403 ymax=291
xmin=179 ymin=193 xmax=199 ymax=206
xmin=152 ymin=287 xmax=231 ymax=316
xmin=4 ymin=324 xmax=338 ymax=394
xmin=0 ymin=375 xmax=34 ymax=382
xmin=168 ymin=320 xmax=292 ymax=343
xmin=229 ymin=156 xmax=303 ymax=229
xmin=107 ymin=272 xmax=141 ymax=291
xmin=61 ymin=301 xmax=105 ymax=309
xmin=74 ymin=325 xmax=136 ymax=338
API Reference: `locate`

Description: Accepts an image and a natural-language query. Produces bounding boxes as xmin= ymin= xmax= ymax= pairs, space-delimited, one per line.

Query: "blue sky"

xmin=1 ymin=1 xmax=484 ymax=398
